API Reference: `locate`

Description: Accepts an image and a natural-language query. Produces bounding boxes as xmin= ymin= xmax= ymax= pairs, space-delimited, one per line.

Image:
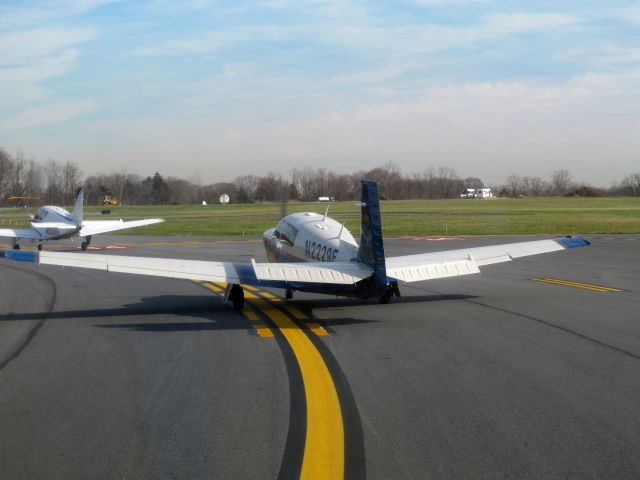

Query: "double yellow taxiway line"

xmin=534 ymin=278 xmax=623 ymax=292
xmin=196 ymin=280 xmax=343 ymax=479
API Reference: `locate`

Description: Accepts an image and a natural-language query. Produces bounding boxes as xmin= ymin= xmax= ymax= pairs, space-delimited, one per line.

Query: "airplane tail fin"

xmin=71 ymin=188 xmax=83 ymax=225
xmin=358 ymin=180 xmax=388 ymax=297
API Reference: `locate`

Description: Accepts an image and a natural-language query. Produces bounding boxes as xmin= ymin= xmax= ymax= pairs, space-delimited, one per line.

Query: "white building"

xmin=461 ymin=188 xmax=493 ymax=199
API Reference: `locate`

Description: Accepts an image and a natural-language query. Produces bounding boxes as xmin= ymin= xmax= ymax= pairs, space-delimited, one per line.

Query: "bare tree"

xmin=0 ymin=149 xmax=12 ymax=200
xmin=234 ymin=175 xmax=260 ymax=203
xmin=464 ymin=177 xmax=484 ymax=190
xmin=434 ymin=167 xmax=463 ymax=199
xmin=522 ymin=176 xmax=547 ymax=197
xmin=621 ymin=173 xmax=640 ymax=196
xmin=44 ymin=159 xmax=64 ymax=204
xmin=505 ymin=174 xmax=524 ymax=197
xmin=550 ymin=169 xmax=572 ymax=196
xmin=61 ymin=161 xmax=82 ymax=206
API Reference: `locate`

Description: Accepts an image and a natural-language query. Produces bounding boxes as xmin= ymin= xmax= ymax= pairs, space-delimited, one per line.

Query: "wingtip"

xmin=555 ymin=235 xmax=591 ymax=248
xmin=3 ymin=249 xmax=39 ymax=263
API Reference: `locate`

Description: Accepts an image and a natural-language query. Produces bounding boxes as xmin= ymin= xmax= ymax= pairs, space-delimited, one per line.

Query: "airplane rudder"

xmin=359 ymin=181 xmax=387 ymax=292
xmin=71 ymin=188 xmax=84 ymax=223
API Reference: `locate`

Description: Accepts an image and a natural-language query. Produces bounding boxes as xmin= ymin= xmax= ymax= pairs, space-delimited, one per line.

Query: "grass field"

xmin=2 ymin=197 xmax=639 ymax=236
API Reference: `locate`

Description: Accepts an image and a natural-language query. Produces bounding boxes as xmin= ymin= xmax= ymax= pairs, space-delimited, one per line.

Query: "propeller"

xmin=279 ymin=184 xmax=288 ymax=219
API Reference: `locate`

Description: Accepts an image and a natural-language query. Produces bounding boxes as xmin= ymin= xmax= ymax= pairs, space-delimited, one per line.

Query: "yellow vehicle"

xmin=7 ymin=196 xmax=38 ymax=207
xmin=102 ymin=195 xmax=118 ymax=206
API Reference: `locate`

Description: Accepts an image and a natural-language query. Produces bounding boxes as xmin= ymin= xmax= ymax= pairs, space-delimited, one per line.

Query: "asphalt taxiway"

xmin=1 ymin=234 xmax=639 ymax=479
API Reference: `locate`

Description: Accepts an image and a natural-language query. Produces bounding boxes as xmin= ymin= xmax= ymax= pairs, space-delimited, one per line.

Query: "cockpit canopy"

xmin=273 ymin=218 xmax=299 ymax=246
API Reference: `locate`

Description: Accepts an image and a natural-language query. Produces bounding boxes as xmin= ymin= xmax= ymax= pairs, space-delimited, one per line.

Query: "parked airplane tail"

xmin=358 ymin=180 xmax=389 ymax=297
xmin=71 ymin=188 xmax=84 ymax=225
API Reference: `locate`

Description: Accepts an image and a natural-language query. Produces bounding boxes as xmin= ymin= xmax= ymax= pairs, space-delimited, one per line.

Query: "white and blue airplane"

xmin=0 ymin=189 xmax=164 ymax=251
xmin=2 ymin=181 xmax=589 ymax=309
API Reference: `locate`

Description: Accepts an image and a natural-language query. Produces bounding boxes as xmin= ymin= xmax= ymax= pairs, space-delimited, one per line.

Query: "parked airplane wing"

xmin=386 ymin=236 xmax=590 ymax=283
xmin=2 ymin=250 xmax=373 ymax=287
xmin=79 ymin=218 xmax=165 ymax=236
xmin=0 ymin=228 xmax=44 ymax=239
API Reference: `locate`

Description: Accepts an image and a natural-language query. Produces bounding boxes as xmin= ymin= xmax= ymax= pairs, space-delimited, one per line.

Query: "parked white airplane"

xmin=0 ymin=189 xmax=164 ymax=251
xmin=2 ymin=181 xmax=589 ymax=309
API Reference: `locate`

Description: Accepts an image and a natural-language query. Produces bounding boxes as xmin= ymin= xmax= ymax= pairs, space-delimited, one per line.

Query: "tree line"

xmin=1 ymin=148 xmax=639 ymax=206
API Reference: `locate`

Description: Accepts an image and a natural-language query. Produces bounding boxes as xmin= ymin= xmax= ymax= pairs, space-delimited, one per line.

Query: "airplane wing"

xmin=1 ymin=250 xmax=373 ymax=287
xmin=79 ymin=219 xmax=165 ymax=236
xmin=1 ymin=236 xmax=588 ymax=289
xmin=385 ymin=236 xmax=589 ymax=283
xmin=0 ymin=228 xmax=43 ymax=239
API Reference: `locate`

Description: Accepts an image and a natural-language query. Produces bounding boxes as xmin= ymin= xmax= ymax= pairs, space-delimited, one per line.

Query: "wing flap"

xmin=388 ymin=259 xmax=480 ymax=282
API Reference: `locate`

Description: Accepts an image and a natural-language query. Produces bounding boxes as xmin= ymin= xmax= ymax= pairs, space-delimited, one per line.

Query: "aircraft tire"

xmin=37 ymin=243 xmax=43 ymax=251
xmin=285 ymin=288 xmax=293 ymax=299
xmin=81 ymin=242 xmax=88 ymax=251
xmin=378 ymin=287 xmax=394 ymax=304
xmin=230 ymin=284 xmax=244 ymax=311
xmin=14 ymin=244 xmax=20 ymax=250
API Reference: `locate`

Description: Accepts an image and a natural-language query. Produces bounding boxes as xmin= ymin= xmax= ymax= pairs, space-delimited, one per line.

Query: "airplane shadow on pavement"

xmin=0 ymin=293 xmax=478 ymax=333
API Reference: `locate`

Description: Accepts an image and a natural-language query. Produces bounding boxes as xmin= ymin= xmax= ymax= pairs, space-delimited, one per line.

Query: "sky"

xmin=1 ymin=0 xmax=639 ymax=186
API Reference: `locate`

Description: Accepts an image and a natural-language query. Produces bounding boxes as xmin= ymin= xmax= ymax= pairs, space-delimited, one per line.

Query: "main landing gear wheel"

xmin=81 ymin=235 xmax=92 ymax=251
xmin=13 ymin=243 xmax=20 ymax=250
xmin=37 ymin=243 xmax=43 ymax=251
xmin=229 ymin=284 xmax=245 ymax=311
xmin=285 ymin=288 xmax=293 ymax=299
xmin=378 ymin=287 xmax=393 ymax=304
xmin=378 ymin=282 xmax=401 ymax=304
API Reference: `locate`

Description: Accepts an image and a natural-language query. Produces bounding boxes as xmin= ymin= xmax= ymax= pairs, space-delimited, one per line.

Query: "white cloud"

xmin=0 ymin=27 xmax=96 ymax=66
xmin=0 ymin=0 xmax=114 ymax=28
xmin=32 ymin=69 xmax=639 ymax=185
xmin=480 ymin=12 xmax=578 ymax=33
xmin=0 ymin=50 xmax=80 ymax=108
xmin=0 ymin=100 xmax=97 ymax=130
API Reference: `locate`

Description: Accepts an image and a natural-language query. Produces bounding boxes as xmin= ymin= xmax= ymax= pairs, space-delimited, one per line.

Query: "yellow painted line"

xmin=259 ymin=291 xmax=281 ymax=300
xmin=534 ymin=278 xmax=611 ymax=292
xmin=196 ymin=281 xmax=273 ymax=337
xmin=255 ymin=323 xmax=275 ymax=338
xmin=201 ymin=282 xmax=223 ymax=293
xmin=534 ymin=278 xmax=623 ymax=292
xmin=241 ymin=305 xmax=260 ymax=321
xmin=306 ymin=322 xmax=329 ymax=337
xmin=252 ymin=289 xmax=328 ymax=335
xmin=252 ymin=290 xmax=312 ymax=322
xmin=281 ymin=304 xmax=309 ymax=321
xmin=246 ymin=291 xmax=344 ymax=479
xmin=240 ymin=304 xmax=274 ymax=337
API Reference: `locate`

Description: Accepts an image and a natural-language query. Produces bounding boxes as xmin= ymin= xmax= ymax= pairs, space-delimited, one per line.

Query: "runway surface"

xmin=1 ymin=234 xmax=639 ymax=479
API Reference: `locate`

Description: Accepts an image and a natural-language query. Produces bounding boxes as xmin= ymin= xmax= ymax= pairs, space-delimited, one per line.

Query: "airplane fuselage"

xmin=260 ymin=211 xmax=378 ymax=298
xmin=30 ymin=206 xmax=80 ymax=240
xmin=262 ymin=212 xmax=359 ymax=263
